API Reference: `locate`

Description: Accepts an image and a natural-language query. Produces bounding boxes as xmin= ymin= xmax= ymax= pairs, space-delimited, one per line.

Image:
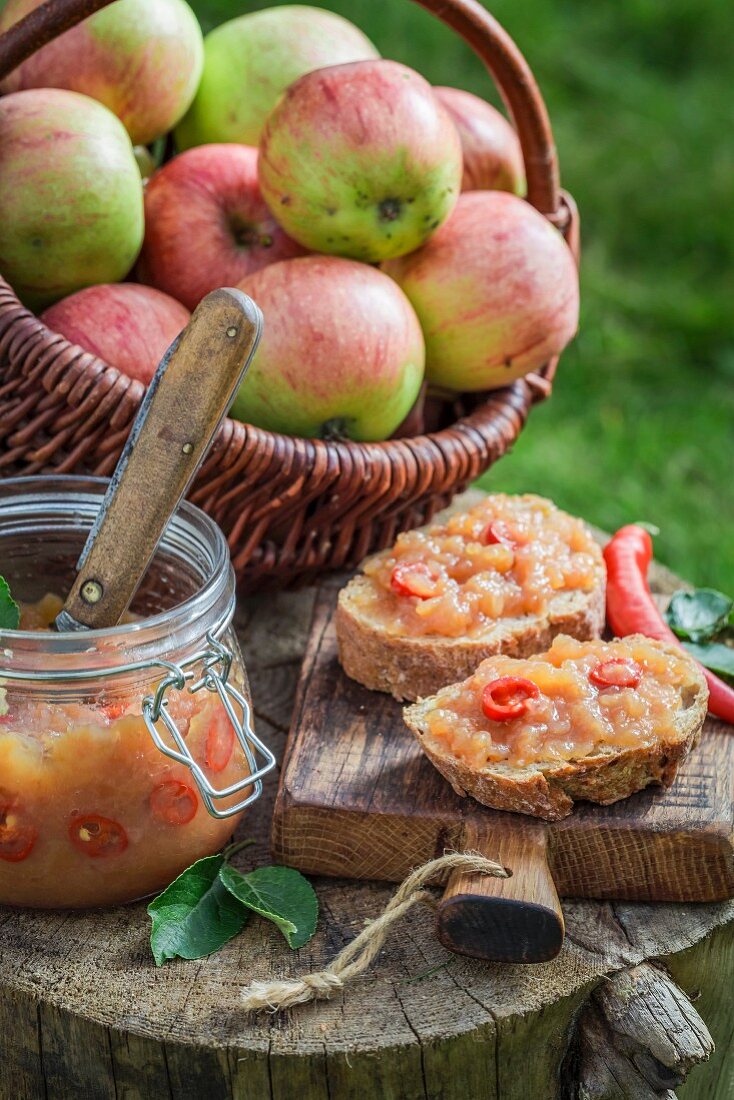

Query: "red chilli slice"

xmin=100 ymin=700 xmax=127 ymax=721
xmin=68 ymin=813 xmax=128 ymax=858
xmin=206 ymin=708 xmax=235 ymax=773
xmin=0 ymin=802 xmax=37 ymax=862
xmin=480 ymin=520 xmax=515 ymax=548
xmin=482 ymin=676 xmax=540 ymax=722
xmin=390 ymin=562 xmax=440 ymax=599
xmin=589 ymin=658 xmax=642 ymax=690
xmin=150 ymin=780 xmax=198 ymax=826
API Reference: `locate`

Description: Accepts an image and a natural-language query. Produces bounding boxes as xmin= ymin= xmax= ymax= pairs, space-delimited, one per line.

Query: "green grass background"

xmin=192 ymin=0 xmax=733 ymax=590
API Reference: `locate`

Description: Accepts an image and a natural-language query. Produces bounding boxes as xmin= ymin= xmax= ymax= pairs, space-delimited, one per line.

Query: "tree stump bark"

xmin=0 ymin=533 xmax=732 ymax=1099
xmin=566 ymin=962 xmax=714 ymax=1099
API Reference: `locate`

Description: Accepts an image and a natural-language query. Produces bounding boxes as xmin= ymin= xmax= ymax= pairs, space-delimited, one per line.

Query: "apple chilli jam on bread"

xmin=337 ymin=494 xmax=606 ymax=700
xmin=359 ymin=495 xmax=600 ymax=636
xmin=404 ymin=635 xmax=708 ymax=820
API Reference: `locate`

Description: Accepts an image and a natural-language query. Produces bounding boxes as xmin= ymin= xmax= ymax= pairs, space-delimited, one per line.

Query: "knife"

xmin=55 ymin=287 xmax=262 ymax=632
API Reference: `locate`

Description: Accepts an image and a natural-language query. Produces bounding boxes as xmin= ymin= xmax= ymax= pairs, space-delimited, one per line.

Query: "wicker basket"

xmin=0 ymin=0 xmax=579 ymax=592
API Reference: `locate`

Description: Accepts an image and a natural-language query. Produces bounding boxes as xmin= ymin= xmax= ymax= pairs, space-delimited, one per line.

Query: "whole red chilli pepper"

xmin=603 ymin=525 xmax=734 ymax=724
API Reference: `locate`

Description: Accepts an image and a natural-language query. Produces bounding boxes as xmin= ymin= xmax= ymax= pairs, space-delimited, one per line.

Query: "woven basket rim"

xmin=0 ymin=269 xmax=559 ymax=458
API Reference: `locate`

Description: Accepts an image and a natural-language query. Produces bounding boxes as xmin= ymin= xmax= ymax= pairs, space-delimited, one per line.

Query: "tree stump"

xmin=0 ymin=550 xmax=732 ymax=1099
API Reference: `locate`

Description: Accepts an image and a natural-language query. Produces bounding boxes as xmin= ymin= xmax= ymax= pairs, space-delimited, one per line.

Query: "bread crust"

xmin=403 ymin=636 xmax=709 ymax=821
xmin=337 ymin=574 xmax=606 ymax=702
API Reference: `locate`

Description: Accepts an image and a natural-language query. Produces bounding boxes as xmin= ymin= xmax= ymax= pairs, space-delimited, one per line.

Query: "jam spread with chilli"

xmin=0 ymin=595 xmax=248 ymax=908
xmin=420 ymin=635 xmax=697 ymax=769
xmin=360 ymin=495 xmax=602 ymax=638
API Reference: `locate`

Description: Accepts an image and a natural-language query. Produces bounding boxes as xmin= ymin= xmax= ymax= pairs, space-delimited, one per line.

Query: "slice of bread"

xmin=404 ymin=635 xmax=708 ymax=821
xmin=336 ymin=495 xmax=606 ymax=702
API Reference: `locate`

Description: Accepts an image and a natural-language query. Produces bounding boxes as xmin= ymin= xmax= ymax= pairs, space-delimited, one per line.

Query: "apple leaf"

xmin=148 ymin=851 xmax=320 ymax=965
xmin=0 ymin=577 xmax=20 ymax=631
xmin=148 ymin=855 xmax=250 ymax=966
xmin=665 ymin=588 xmax=733 ymax=643
xmin=219 ymin=863 xmax=318 ymax=949
xmin=683 ymin=640 xmax=734 ymax=682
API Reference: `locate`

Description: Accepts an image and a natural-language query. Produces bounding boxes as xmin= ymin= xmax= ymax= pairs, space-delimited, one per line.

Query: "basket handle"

xmin=412 ymin=0 xmax=560 ymax=219
xmin=0 ymin=0 xmax=561 ymax=220
xmin=0 ymin=0 xmax=115 ymax=83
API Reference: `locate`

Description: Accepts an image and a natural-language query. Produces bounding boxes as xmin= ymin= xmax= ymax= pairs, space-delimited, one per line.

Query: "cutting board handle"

xmin=436 ymin=819 xmax=564 ymax=963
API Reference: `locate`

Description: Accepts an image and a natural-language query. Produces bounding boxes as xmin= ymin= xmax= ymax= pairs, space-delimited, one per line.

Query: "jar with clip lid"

xmin=0 ymin=475 xmax=275 ymax=909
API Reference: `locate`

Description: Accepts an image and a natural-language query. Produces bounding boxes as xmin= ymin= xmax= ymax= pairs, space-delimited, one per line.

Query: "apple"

xmin=258 ymin=60 xmax=463 ymax=263
xmin=0 ymin=0 xmax=203 ymax=146
xmin=175 ymin=5 xmax=378 ymax=150
xmin=137 ymin=144 xmax=307 ymax=312
xmin=434 ymin=86 xmax=525 ymax=195
xmin=0 ymin=89 xmax=144 ymax=310
xmin=230 ymin=256 xmax=425 ymax=441
xmin=40 ymin=284 xmax=190 ymax=385
xmin=383 ymin=191 xmax=579 ymax=392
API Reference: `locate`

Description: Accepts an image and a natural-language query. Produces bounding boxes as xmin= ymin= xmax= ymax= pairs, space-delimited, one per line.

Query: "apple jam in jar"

xmin=0 ymin=476 xmax=274 ymax=909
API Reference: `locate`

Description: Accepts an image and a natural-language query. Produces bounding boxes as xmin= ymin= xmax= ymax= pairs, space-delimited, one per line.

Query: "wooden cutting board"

xmin=272 ymin=581 xmax=734 ymax=964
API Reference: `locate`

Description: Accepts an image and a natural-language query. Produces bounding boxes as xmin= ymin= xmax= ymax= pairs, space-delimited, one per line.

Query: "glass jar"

xmin=0 ymin=476 xmax=274 ymax=909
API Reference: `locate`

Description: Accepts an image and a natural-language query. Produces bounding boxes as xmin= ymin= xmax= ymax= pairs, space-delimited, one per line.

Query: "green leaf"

xmin=148 ymin=855 xmax=250 ymax=966
xmin=683 ymin=640 xmax=734 ymax=682
xmin=665 ymin=588 xmax=733 ymax=643
xmin=219 ymin=863 xmax=318 ymax=949
xmin=0 ymin=577 xmax=20 ymax=631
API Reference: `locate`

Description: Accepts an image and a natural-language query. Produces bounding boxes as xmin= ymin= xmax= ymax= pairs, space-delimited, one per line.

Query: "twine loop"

xmin=242 ymin=851 xmax=508 ymax=1014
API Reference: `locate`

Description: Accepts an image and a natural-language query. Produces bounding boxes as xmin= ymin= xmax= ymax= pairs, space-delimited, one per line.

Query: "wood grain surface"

xmin=273 ymin=584 xmax=734 ymax=914
xmin=0 ymin=534 xmax=732 ymax=1098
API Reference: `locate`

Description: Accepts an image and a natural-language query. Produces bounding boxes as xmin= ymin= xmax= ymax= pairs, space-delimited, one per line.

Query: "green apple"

xmin=230 ymin=256 xmax=425 ymax=442
xmin=0 ymin=89 xmax=145 ymax=310
xmin=175 ymin=4 xmax=378 ymax=150
xmin=258 ymin=60 xmax=463 ymax=263
xmin=0 ymin=0 xmax=204 ymax=146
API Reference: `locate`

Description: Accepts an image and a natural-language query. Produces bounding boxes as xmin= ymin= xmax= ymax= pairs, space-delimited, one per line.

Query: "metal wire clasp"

xmin=142 ymin=633 xmax=276 ymax=819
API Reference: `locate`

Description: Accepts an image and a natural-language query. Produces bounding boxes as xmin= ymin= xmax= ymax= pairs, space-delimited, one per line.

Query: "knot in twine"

xmin=242 ymin=851 xmax=508 ymax=1014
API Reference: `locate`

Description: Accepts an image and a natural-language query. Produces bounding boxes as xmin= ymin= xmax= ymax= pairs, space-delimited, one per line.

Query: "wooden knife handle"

xmin=436 ymin=818 xmax=564 ymax=963
xmin=61 ymin=287 xmax=262 ymax=630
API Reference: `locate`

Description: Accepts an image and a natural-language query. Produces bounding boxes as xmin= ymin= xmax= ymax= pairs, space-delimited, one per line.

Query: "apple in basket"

xmin=383 ymin=191 xmax=579 ymax=392
xmin=41 ymin=284 xmax=190 ymax=385
xmin=0 ymin=89 xmax=144 ymax=310
xmin=434 ymin=86 xmax=525 ymax=195
xmin=175 ymin=5 xmax=379 ymax=149
xmin=137 ymin=144 xmax=307 ymax=312
xmin=258 ymin=60 xmax=463 ymax=263
xmin=0 ymin=0 xmax=203 ymax=146
xmin=230 ymin=256 xmax=425 ymax=442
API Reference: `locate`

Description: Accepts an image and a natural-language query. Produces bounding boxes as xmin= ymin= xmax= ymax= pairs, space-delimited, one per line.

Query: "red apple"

xmin=383 ymin=192 xmax=579 ymax=392
xmin=434 ymin=87 xmax=525 ymax=195
xmin=0 ymin=0 xmax=203 ymax=146
xmin=137 ymin=144 xmax=306 ymax=312
xmin=258 ymin=60 xmax=463 ymax=262
xmin=230 ymin=256 xmax=425 ymax=441
xmin=41 ymin=284 xmax=190 ymax=384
